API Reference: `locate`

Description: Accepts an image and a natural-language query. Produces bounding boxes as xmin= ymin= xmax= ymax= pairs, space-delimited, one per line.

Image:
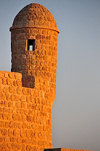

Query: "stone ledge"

xmin=44 ymin=148 xmax=93 ymax=151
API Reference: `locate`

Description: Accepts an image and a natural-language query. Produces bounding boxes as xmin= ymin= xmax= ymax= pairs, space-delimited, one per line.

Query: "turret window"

xmin=28 ymin=39 xmax=35 ymax=51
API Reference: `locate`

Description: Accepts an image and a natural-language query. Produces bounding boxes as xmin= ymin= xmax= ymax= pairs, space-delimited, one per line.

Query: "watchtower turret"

xmin=10 ymin=3 xmax=59 ymax=97
xmin=0 ymin=3 xmax=60 ymax=151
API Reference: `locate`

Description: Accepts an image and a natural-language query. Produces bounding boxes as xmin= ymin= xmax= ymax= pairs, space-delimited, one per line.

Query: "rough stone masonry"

xmin=0 ymin=3 xmax=59 ymax=151
xmin=0 ymin=3 xmax=92 ymax=151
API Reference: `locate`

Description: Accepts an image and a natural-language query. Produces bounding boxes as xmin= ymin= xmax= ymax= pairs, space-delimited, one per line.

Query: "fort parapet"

xmin=0 ymin=70 xmax=53 ymax=151
xmin=0 ymin=3 xmax=59 ymax=151
xmin=0 ymin=3 xmax=92 ymax=151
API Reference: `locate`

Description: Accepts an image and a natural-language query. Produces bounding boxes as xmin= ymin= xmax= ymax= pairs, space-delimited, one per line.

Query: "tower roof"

xmin=10 ymin=3 xmax=59 ymax=32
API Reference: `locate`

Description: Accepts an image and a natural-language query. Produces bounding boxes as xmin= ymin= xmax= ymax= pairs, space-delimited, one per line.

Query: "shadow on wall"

xmin=22 ymin=75 xmax=35 ymax=88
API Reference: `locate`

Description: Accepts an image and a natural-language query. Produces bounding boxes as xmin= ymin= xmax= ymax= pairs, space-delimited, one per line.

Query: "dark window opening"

xmin=28 ymin=39 xmax=35 ymax=51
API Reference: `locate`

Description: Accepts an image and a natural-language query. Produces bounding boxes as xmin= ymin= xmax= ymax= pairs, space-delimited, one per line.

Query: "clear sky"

xmin=0 ymin=0 xmax=100 ymax=151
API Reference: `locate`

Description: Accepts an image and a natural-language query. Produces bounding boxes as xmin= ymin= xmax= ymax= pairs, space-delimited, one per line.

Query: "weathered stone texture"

xmin=0 ymin=3 xmax=59 ymax=151
xmin=11 ymin=28 xmax=58 ymax=91
xmin=11 ymin=3 xmax=58 ymax=31
xmin=0 ymin=71 xmax=52 ymax=151
xmin=45 ymin=148 xmax=93 ymax=151
xmin=0 ymin=3 xmax=93 ymax=151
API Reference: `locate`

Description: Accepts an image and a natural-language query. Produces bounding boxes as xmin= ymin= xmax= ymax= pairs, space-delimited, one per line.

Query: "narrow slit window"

xmin=28 ymin=39 xmax=35 ymax=51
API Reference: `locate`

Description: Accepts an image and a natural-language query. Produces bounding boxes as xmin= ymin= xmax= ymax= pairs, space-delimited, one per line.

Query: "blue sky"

xmin=0 ymin=0 xmax=100 ymax=151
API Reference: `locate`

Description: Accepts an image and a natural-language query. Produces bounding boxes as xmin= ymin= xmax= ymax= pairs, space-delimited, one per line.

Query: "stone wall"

xmin=0 ymin=71 xmax=53 ymax=151
xmin=11 ymin=28 xmax=57 ymax=95
xmin=45 ymin=148 xmax=93 ymax=151
xmin=0 ymin=3 xmax=59 ymax=151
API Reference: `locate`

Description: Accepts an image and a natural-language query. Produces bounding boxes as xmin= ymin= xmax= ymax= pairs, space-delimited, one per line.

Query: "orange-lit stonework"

xmin=0 ymin=3 xmax=59 ymax=151
xmin=45 ymin=148 xmax=93 ymax=151
xmin=0 ymin=3 xmax=92 ymax=151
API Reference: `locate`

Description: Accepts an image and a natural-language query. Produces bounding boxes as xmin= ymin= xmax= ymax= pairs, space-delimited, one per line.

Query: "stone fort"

xmin=0 ymin=3 xmax=91 ymax=151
